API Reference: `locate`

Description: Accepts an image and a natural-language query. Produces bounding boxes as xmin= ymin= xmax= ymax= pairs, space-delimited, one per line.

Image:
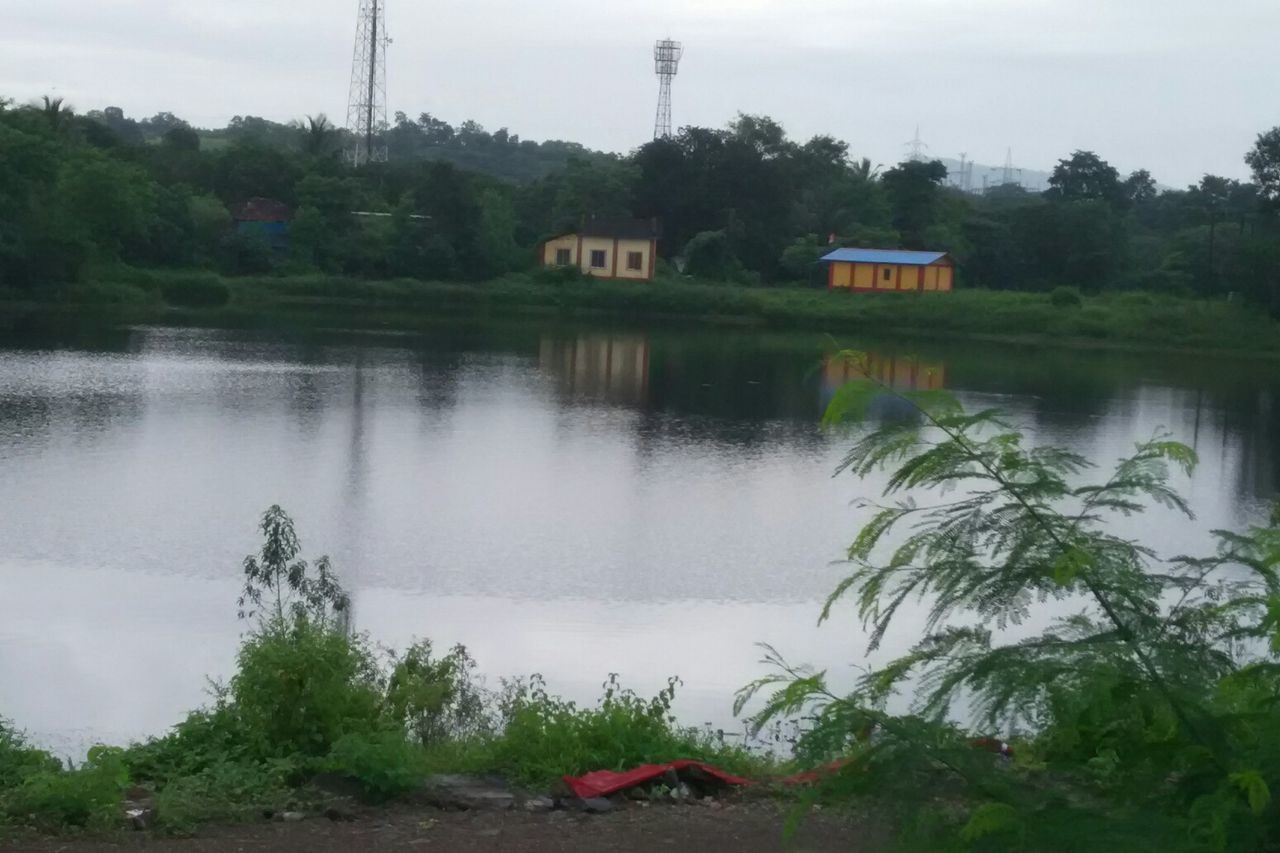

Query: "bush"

xmin=490 ymin=675 xmax=760 ymax=788
xmin=0 ymin=722 xmax=62 ymax=790
xmin=1048 ymin=285 xmax=1083 ymax=307
xmin=230 ymin=619 xmax=384 ymax=761
xmin=2 ymin=746 xmax=127 ymax=830
xmin=161 ymin=274 xmax=231 ymax=309
xmin=325 ymin=730 xmax=424 ymax=802
xmin=151 ymin=759 xmax=292 ymax=834
xmin=386 ymin=642 xmax=492 ymax=746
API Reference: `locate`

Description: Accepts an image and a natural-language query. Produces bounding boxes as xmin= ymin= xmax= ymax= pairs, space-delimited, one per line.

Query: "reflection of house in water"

xmin=821 ymin=352 xmax=947 ymax=414
xmin=539 ymin=335 xmax=651 ymax=405
xmin=824 ymin=352 xmax=945 ymax=393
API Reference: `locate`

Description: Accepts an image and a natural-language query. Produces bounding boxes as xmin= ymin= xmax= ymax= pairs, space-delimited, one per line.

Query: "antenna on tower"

xmin=653 ymin=39 xmax=683 ymax=140
xmin=346 ymin=0 xmax=390 ymax=166
xmin=905 ymin=126 xmax=928 ymax=162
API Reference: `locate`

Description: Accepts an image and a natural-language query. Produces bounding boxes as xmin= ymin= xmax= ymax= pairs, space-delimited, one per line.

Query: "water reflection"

xmin=539 ymin=334 xmax=650 ymax=405
xmin=0 ymin=320 xmax=1277 ymax=753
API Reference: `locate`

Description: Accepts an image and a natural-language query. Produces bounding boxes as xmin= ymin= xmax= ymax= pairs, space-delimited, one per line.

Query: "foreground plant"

xmin=739 ymin=350 xmax=1280 ymax=851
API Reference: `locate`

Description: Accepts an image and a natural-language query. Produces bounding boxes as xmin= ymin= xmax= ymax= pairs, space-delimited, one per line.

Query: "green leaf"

xmin=1230 ymin=770 xmax=1271 ymax=816
xmin=1052 ymin=546 xmax=1091 ymax=587
xmin=959 ymin=802 xmax=1020 ymax=841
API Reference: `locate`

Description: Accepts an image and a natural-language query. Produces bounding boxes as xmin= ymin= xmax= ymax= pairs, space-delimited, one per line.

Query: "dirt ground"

xmin=0 ymin=800 xmax=880 ymax=853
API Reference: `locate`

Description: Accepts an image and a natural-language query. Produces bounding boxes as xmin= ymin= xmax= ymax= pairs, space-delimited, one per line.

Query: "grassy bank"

xmin=5 ymin=269 xmax=1280 ymax=357
xmin=0 ymin=508 xmax=777 ymax=838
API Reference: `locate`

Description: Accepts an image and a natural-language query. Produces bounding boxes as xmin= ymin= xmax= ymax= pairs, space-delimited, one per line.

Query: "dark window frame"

xmin=555 ymin=248 xmax=572 ymax=266
xmin=882 ymin=267 xmax=893 ymax=281
xmin=626 ymin=251 xmax=644 ymax=271
xmin=590 ymin=249 xmax=608 ymax=269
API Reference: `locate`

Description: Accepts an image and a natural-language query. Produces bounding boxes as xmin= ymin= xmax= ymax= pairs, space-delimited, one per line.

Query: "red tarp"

xmin=563 ymin=760 xmax=752 ymax=800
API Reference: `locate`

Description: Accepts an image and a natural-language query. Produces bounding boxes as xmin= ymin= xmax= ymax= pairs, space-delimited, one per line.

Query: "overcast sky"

xmin=2 ymin=0 xmax=1275 ymax=186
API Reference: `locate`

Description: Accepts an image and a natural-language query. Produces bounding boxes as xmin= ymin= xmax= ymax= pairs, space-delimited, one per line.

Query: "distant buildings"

xmin=821 ymin=248 xmax=954 ymax=293
xmin=229 ymin=198 xmax=292 ymax=253
xmin=540 ymin=218 xmax=662 ymax=282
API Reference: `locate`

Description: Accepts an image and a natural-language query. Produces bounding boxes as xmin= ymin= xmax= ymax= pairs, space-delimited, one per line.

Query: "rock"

xmin=124 ymin=807 xmax=155 ymax=831
xmin=278 ymin=811 xmax=307 ymax=822
xmin=522 ymin=796 xmax=555 ymax=813
xmin=417 ymin=775 xmax=516 ymax=811
xmin=580 ymin=797 xmax=614 ymax=815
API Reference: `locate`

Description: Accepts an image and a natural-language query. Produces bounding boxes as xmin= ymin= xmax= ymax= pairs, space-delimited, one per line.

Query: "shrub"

xmin=0 ymin=722 xmax=62 ymax=790
xmin=151 ymin=759 xmax=292 ymax=834
xmin=325 ymin=730 xmax=423 ymax=802
xmin=1048 ymin=285 xmax=1083 ymax=307
xmin=490 ymin=675 xmax=760 ymax=788
xmin=386 ymin=642 xmax=493 ymax=746
xmin=230 ymin=619 xmax=384 ymax=761
xmin=2 ymin=746 xmax=127 ymax=830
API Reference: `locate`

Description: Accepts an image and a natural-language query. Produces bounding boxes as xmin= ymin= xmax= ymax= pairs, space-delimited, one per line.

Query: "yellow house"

xmin=540 ymin=218 xmax=662 ymax=282
xmin=821 ymin=248 xmax=955 ymax=293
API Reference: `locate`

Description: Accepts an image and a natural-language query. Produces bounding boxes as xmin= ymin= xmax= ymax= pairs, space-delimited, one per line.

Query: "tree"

xmin=162 ymin=124 xmax=201 ymax=152
xmin=1189 ymin=175 xmax=1238 ymax=285
xmin=1046 ymin=150 xmax=1124 ymax=208
xmin=298 ymin=114 xmax=338 ymax=159
xmin=1123 ymin=169 xmax=1157 ymax=207
xmin=741 ymin=357 xmax=1280 ymax=850
xmin=54 ymin=153 xmax=157 ymax=258
xmin=1245 ymin=127 xmax=1280 ymax=203
xmin=881 ymin=160 xmax=948 ymax=248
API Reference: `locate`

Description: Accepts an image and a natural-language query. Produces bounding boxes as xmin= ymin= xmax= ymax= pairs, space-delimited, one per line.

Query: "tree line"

xmin=2 ymin=97 xmax=1279 ymax=315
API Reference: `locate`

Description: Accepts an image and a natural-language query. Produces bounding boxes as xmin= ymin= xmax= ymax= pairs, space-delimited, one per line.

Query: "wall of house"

xmin=542 ymin=235 xmax=579 ymax=267
xmin=937 ymin=264 xmax=954 ymax=291
xmin=613 ymin=238 xmax=655 ymax=281
xmin=579 ymin=237 xmax=616 ymax=277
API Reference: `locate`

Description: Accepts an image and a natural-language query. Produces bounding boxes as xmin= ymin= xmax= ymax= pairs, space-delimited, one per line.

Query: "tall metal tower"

xmin=905 ymin=126 xmax=928 ymax=162
xmin=346 ymin=0 xmax=390 ymax=166
xmin=653 ymin=39 xmax=683 ymax=140
xmin=1000 ymin=147 xmax=1022 ymax=187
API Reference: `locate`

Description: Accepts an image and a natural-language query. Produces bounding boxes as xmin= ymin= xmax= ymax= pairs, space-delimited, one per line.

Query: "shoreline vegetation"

xmin=3 ymin=270 xmax=1280 ymax=359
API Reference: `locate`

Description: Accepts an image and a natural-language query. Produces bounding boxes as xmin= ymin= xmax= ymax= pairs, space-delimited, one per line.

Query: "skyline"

xmin=2 ymin=0 xmax=1276 ymax=186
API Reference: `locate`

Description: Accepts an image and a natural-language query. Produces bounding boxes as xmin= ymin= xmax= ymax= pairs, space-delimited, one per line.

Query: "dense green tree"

xmin=881 ymin=160 xmax=948 ymax=249
xmin=1245 ymin=127 xmax=1280 ymax=203
xmin=1046 ymin=150 xmax=1125 ymax=208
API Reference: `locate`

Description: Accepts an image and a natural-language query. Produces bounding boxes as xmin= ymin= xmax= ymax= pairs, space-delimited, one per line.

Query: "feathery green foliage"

xmin=739 ymin=349 xmax=1280 ymax=851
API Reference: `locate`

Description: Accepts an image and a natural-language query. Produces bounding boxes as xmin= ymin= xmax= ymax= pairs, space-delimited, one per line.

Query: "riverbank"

xmin=0 ymin=797 xmax=872 ymax=852
xmin=4 ymin=269 xmax=1279 ymax=358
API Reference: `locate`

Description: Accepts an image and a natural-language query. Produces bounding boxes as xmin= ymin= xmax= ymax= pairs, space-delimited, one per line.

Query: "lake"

xmin=1 ymin=317 xmax=1277 ymax=757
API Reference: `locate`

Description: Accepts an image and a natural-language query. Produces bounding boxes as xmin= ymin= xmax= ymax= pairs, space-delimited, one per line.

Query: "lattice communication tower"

xmin=346 ymin=0 xmax=390 ymax=166
xmin=653 ymin=39 xmax=684 ymax=140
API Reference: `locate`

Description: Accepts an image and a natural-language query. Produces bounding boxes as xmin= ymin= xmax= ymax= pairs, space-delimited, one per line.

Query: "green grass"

xmin=5 ymin=269 xmax=1278 ymax=357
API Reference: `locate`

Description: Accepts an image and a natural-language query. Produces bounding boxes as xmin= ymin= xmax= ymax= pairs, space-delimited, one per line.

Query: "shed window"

xmin=555 ymin=248 xmax=572 ymax=266
xmin=590 ymin=249 xmax=608 ymax=269
xmin=882 ymin=268 xmax=893 ymax=281
xmin=626 ymin=251 xmax=644 ymax=271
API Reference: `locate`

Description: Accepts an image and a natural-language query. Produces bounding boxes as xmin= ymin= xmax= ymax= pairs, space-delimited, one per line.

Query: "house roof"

xmin=230 ymin=197 xmax=292 ymax=223
xmin=820 ymin=248 xmax=949 ymax=266
xmin=580 ymin=217 xmax=663 ymax=240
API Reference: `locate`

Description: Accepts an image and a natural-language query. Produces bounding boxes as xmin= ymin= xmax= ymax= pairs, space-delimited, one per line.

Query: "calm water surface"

xmin=0 ymin=319 xmax=1277 ymax=755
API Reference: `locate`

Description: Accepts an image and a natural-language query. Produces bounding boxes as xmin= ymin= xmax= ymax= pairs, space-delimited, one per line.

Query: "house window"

xmin=882 ymin=268 xmax=893 ymax=281
xmin=555 ymin=248 xmax=572 ymax=266
xmin=626 ymin=251 xmax=644 ymax=271
xmin=590 ymin=249 xmax=608 ymax=269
